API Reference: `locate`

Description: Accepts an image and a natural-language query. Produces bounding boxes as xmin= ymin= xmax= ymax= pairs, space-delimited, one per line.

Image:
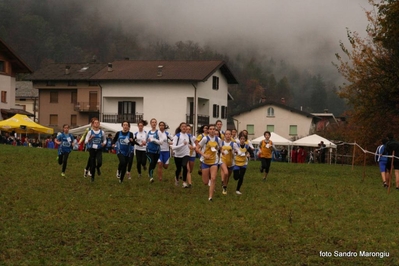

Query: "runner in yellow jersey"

xmin=220 ymin=129 xmax=240 ymax=195
xmin=195 ymin=125 xmax=209 ymax=175
xmin=196 ymin=124 xmax=222 ymax=201
xmin=258 ymin=131 xmax=275 ymax=181
xmin=233 ymin=133 xmax=253 ymax=195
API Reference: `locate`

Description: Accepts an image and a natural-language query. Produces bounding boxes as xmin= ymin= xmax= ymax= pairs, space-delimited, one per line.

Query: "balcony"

xmin=186 ymin=114 xmax=209 ymax=125
xmin=74 ymin=102 xmax=99 ymax=112
xmin=102 ymin=113 xmax=144 ymax=123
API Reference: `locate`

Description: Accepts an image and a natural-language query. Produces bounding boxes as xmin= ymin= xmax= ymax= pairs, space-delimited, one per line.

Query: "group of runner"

xmin=55 ymin=118 xmax=276 ymax=201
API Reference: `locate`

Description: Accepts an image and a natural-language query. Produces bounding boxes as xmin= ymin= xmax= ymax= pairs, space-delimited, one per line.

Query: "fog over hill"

xmin=90 ymin=0 xmax=370 ymax=82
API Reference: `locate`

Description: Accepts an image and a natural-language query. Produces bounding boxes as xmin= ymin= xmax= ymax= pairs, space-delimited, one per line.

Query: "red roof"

xmin=91 ymin=60 xmax=238 ymax=84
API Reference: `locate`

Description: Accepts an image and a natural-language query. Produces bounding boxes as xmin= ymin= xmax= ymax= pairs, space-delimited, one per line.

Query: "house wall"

xmin=196 ymin=69 xmax=229 ymax=129
xmin=233 ymin=104 xmax=313 ymax=140
xmin=101 ymin=82 xmax=194 ymax=131
xmin=15 ymin=99 xmax=36 ymax=117
xmin=101 ymin=69 xmax=229 ymax=132
xmin=0 ymin=75 xmax=14 ymax=110
xmin=35 ymin=82 xmax=101 ymax=130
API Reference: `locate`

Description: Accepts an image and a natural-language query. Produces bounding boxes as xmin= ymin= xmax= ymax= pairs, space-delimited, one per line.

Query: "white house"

xmin=15 ymin=81 xmax=38 ymax=121
xmin=232 ymin=100 xmax=320 ymax=140
xmin=91 ymin=60 xmax=238 ymax=133
xmin=0 ymin=39 xmax=33 ymax=120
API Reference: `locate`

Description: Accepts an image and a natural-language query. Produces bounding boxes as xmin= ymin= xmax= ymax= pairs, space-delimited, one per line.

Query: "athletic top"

xmin=199 ymin=136 xmax=222 ymax=165
xmin=113 ymin=131 xmax=134 ymax=157
xmin=235 ymin=144 xmax=250 ymax=167
xmin=57 ymin=132 xmax=74 ymax=153
xmin=85 ymin=129 xmax=106 ymax=149
xmin=259 ymin=139 xmax=274 ymax=159
xmin=220 ymin=140 xmax=239 ymax=167
xmin=134 ymin=130 xmax=147 ymax=151
xmin=146 ymin=130 xmax=162 ymax=154
xmin=159 ymin=131 xmax=172 ymax=152
xmin=172 ymin=132 xmax=191 ymax=158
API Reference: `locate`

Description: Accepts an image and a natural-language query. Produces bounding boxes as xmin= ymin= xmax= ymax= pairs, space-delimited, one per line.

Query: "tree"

xmin=334 ymin=0 xmax=399 ymax=146
xmin=309 ymin=74 xmax=327 ymax=113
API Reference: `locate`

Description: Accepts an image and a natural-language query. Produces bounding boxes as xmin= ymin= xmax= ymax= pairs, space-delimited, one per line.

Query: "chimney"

xmin=259 ymin=96 xmax=266 ymax=103
xmin=281 ymin=97 xmax=286 ymax=104
xmin=157 ymin=65 xmax=163 ymax=77
xmin=65 ymin=65 xmax=70 ymax=75
xmin=107 ymin=63 xmax=113 ymax=72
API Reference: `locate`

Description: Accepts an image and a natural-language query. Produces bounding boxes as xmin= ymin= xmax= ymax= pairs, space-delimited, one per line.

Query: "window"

xmin=118 ymin=101 xmax=136 ymax=115
xmin=68 ymin=81 xmax=77 ymax=86
xmin=221 ymin=106 xmax=228 ymax=119
xmin=71 ymin=91 xmax=77 ymax=104
xmin=1 ymin=91 xmax=6 ymax=103
xmin=89 ymin=81 xmax=99 ymax=86
xmin=212 ymin=76 xmax=219 ymax=90
xmin=246 ymin=124 xmax=254 ymax=135
xmin=212 ymin=104 xmax=219 ymax=118
xmin=267 ymin=107 xmax=274 ymax=117
xmin=71 ymin=115 xmax=77 ymax=126
xmin=267 ymin=125 xmax=274 ymax=132
xmin=49 ymin=114 xmax=58 ymax=126
xmin=46 ymin=81 xmax=55 ymax=86
xmin=289 ymin=125 xmax=297 ymax=135
xmin=50 ymin=91 xmax=58 ymax=103
xmin=0 ymin=61 xmax=4 ymax=72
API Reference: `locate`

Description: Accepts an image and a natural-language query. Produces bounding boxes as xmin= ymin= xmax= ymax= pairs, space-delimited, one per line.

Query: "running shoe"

xmin=127 ymin=172 xmax=131 ymax=179
xmin=222 ymin=187 xmax=227 ymax=195
xmin=208 ymin=197 xmax=213 ymax=201
xmin=182 ymin=182 xmax=189 ymax=188
xmin=116 ymin=170 xmax=120 ymax=178
xmin=61 ymin=172 xmax=66 ymax=177
xmin=236 ymin=191 xmax=242 ymax=195
xmin=84 ymin=169 xmax=88 ymax=177
xmin=150 ymin=178 xmax=154 ymax=183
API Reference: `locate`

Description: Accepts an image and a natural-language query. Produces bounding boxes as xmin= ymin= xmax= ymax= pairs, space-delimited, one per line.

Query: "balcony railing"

xmin=102 ymin=113 xmax=144 ymax=123
xmin=74 ymin=102 xmax=99 ymax=112
xmin=186 ymin=114 xmax=210 ymax=125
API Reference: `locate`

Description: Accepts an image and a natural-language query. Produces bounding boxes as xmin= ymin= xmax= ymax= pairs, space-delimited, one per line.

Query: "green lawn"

xmin=0 ymin=145 xmax=398 ymax=265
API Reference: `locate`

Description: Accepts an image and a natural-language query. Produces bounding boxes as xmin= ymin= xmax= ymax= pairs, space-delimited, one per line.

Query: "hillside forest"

xmin=0 ymin=0 xmax=347 ymax=117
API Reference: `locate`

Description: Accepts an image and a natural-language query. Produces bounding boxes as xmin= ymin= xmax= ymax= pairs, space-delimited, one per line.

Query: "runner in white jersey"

xmin=135 ymin=120 xmax=148 ymax=178
xmin=157 ymin=121 xmax=172 ymax=182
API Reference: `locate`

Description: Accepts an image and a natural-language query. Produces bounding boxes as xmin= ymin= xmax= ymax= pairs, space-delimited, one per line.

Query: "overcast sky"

xmin=96 ymin=0 xmax=371 ymax=76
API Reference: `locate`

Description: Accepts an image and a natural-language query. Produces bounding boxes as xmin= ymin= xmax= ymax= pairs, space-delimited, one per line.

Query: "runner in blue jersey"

xmin=85 ymin=118 xmax=106 ymax=182
xmin=146 ymin=118 xmax=163 ymax=183
xmin=112 ymin=121 xmax=138 ymax=183
xmin=55 ymin=124 xmax=74 ymax=177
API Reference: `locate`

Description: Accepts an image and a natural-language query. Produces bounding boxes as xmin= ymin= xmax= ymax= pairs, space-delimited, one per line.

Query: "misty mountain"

xmin=0 ymin=0 xmax=366 ymax=116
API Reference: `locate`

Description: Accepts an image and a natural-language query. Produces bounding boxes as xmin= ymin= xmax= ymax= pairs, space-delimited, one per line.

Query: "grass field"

xmin=0 ymin=145 xmax=398 ymax=266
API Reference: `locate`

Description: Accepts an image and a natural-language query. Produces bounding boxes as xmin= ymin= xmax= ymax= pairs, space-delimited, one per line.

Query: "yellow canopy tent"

xmin=0 ymin=114 xmax=54 ymax=134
